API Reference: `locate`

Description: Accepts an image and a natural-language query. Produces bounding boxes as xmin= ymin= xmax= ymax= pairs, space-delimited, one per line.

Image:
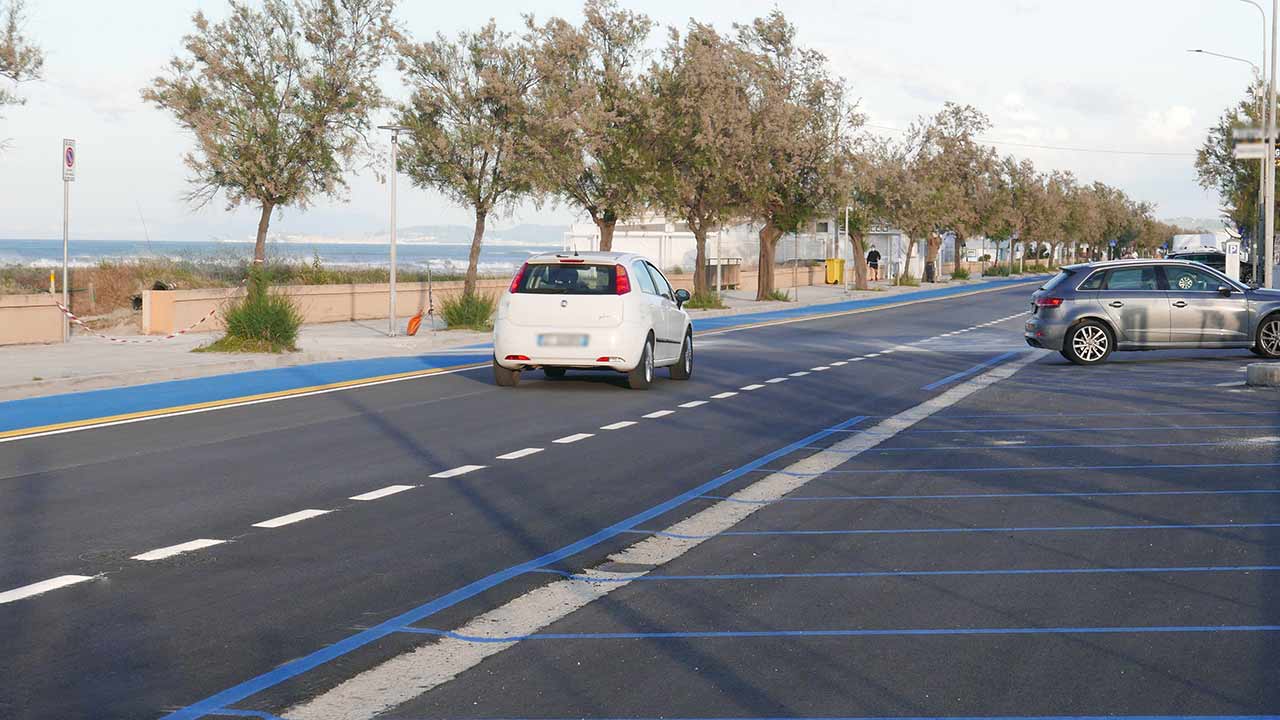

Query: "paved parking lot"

xmin=379 ymin=350 xmax=1279 ymax=719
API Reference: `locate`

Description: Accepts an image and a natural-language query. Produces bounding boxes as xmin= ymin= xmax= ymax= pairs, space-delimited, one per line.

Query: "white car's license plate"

xmin=537 ymin=333 xmax=589 ymax=347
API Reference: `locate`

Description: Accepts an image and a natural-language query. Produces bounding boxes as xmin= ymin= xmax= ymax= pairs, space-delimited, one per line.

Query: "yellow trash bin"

xmin=825 ymin=258 xmax=845 ymax=284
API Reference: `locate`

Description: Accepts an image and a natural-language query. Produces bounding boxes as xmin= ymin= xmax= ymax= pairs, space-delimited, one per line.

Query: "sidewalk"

xmin=0 ymin=274 xmax=1045 ymax=436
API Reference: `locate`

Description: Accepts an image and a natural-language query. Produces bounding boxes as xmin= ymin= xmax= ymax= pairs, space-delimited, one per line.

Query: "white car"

xmin=492 ymin=251 xmax=694 ymax=389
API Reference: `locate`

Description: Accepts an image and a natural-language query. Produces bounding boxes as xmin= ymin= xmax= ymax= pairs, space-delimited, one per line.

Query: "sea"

xmin=0 ymin=238 xmax=564 ymax=275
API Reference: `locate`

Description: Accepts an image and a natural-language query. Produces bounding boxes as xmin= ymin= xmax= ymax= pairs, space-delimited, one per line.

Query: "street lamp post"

xmin=1270 ymin=0 xmax=1278 ymax=287
xmin=378 ymin=125 xmax=410 ymax=336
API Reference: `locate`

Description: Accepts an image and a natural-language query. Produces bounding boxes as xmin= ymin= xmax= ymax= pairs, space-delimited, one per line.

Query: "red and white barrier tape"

xmin=54 ymin=302 xmax=220 ymax=344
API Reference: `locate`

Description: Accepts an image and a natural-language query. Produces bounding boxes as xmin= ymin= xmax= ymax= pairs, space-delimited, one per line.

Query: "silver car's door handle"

xmin=1172 ymin=300 xmax=1188 ymax=308
xmin=1108 ymin=301 xmax=1124 ymax=308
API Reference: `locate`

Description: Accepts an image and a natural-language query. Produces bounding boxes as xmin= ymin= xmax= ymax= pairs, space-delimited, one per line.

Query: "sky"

xmin=0 ymin=0 xmax=1261 ymax=242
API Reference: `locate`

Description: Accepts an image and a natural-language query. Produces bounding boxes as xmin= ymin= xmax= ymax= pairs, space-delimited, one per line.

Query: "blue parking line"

xmin=159 ymin=417 xmax=868 ymax=719
xmin=629 ymin=521 xmax=1280 ymax=540
xmin=534 ymin=564 xmax=1280 ymax=583
xmin=921 ymin=351 xmax=1023 ymax=391
xmin=370 ymin=715 xmax=1276 ymax=720
xmin=935 ymin=409 xmax=1280 ymax=420
xmin=399 ymin=624 xmax=1280 ymax=643
xmin=820 ymin=440 xmax=1279 ymax=453
xmin=698 ymin=488 xmax=1280 ymax=504
xmin=834 ymin=423 xmax=1280 ymax=435
xmin=767 ymin=461 xmax=1280 ymax=476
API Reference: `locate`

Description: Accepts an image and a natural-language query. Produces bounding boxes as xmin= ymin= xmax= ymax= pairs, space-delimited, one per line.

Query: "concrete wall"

xmin=0 ymin=294 xmax=63 ymax=346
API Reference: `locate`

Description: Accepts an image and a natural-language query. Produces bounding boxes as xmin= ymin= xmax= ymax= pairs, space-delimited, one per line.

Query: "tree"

xmin=144 ymin=0 xmax=397 ymax=263
xmin=1196 ymin=83 xmax=1265 ymax=246
xmin=843 ymin=139 xmax=905 ymax=290
xmin=528 ymin=0 xmax=654 ymax=251
xmin=0 ymin=0 xmax=44 ymax=115
xmin=398 ymin=21 xmax=541 ymax=297
xmin=646 ymin=22 xmax=754 ymax=297
xmin=736 ymin=11 xmax=852 ymax=300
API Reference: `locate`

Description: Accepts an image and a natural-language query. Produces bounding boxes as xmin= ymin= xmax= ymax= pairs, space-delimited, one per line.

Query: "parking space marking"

xmin=710 ymin=392 xmax=738 ymax=399
xmin=600 ymin=421 xmax=636 ymax=430
xmin=349 ymin=485 xmax=416 ymax=501
xmin=703 ymin=487 xmax=1280 ymax=503
xmin=800 ymin=460 xmax=1280 ymax=475
xmin=429 ymin=464 xmax=487 ymax=478
xmin=0 ymin=575 xmax=96 ymax=605
xmin=740 ymin=384 xmax=766 ymax=391
xmin=546 ymin=563 xmax=1280 ymax=583
xmin=642 ymin=410 xmax=675 ymax=419
xmin=253 ymin=509 xmax=331 ymax=529
xmin=131 ymin=539 xmax=226 ymax=562
xmin=496 ymin=448 xmax=544 ymax=460
xmin=861 ymin=438 xmax=1280 ymax=453
xmin=552 ymin=433 xmax=594 ymax=444
xmin=840 ymin=422 xmax=1280 ymax=435
xmin=641 ymin=521 xmax=1280 ymax=540
xmin=922 ymin=350 xmax=1023 ymax=391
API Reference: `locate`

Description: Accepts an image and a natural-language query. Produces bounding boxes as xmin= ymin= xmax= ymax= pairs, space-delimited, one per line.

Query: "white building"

xmin=562 ymin=214 xmax=923 ymax=278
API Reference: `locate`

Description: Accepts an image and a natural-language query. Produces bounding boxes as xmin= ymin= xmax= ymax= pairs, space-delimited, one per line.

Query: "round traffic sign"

xmin=65 ymin=146 xmax=75 ymax=169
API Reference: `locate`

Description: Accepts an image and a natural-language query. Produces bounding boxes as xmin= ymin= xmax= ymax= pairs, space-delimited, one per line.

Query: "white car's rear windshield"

xmin=516 ymin=263 xmax=617 ymax=294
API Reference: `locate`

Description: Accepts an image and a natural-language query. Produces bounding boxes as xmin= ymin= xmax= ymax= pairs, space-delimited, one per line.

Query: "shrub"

xmin=897 ymin=273 xmax=920 ymax=286
xmin=989 ymin=265 xmax=1013 ymax=277
xmin=198 ymin=267 xmax=301 ymax=353
xmin=441 ymin=291 xmax=495 ymax=330
xmin=683 ymin=292 xmax=726 ymax=310
xmin=762 ymin=288 xmax=792 ymax=302
xmin=951 ymin=267 xmax=970 ymax=280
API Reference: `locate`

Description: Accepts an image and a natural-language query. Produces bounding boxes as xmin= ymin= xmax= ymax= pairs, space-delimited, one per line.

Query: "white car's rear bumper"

xmin=492 ymin=321 xmax=643 ymax=372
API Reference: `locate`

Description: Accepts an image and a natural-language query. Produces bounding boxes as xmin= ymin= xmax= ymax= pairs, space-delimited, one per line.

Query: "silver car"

xmin=1024 ymin=259 xmax=1280 ymax=365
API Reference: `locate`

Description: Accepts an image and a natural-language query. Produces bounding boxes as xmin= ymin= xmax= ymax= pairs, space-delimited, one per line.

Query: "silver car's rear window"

xmin=1041 ymin=270 xmax=1074 ymax=292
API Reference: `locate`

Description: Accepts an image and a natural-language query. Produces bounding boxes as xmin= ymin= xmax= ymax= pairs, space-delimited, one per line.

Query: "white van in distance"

xmin=492 ymin=251 xmax=694 ymax=390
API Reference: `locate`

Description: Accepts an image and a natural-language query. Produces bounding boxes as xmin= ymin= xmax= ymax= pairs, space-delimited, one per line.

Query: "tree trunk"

xmin=953 ymin=234 xmax=964 ymax=277
xmin=755 ymin=224 xmax=784 ymax=300
xmin=254 ymin=201 xmax=274 ymax=264
xmin=849 ymin=231 xmax=870 ymax=291
xmin=692 ymin=226 xmax=709 ymax=297
xmin=902 ymin=237 xmax=916 ymax=283
xmin=465 ymin=209 xmax=487 ymax=297
xmin=595 ymin=216 xmax=617 ymax=252
xmin=925 ymin=234 xmax=942 ymax=282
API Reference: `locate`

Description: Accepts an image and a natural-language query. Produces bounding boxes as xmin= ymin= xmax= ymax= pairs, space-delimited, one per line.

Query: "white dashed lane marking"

xmin=600 ymin=421 xmax=636 ymax=430
xmin=679 ymin=401 xmax=708 ymax=408
xmin=0 ymin=575 xmax=95 ymax=605
xmin=430 ymin=464 xmax=487 ymax=478
xmin=350 ymin=485 xmax=416 ymax=501
xmin=253 ymin=509 xmax=331 ymax=529
xmin=811 ymin=366 xmax=831 ymax=371
xmin=831 ymin=361 xmax=847 ymax=367
xmin=552 ymin=433 xmax=594 ymax=444
xmin=132 ymin=538 xmax=226 ymax=562
xmin=788 ymin=371 xmax=810 ymax=377
xmin=496 ymin=448 xmax=543 ymax=460
xmin=766 ymin=377 xmax=788 ymax=383
xmin=741 ymin=384 xmax=766 ymax=391
xmin=711 ymin=391 xmax=738 ymax=399
xmin=643 ymin=410 xmax=675 ymax=419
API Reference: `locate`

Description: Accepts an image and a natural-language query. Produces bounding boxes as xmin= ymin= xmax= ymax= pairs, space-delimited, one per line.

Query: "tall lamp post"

xmin=1188 ymin=48 xmax=1265 ymax=280
xmin=378 ymin=125 xmax=410 ymax=336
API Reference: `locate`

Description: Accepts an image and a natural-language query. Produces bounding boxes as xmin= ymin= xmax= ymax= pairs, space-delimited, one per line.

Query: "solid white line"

xmin=710 ymin=391 xmax=738 ymax=399
xmin=642 ymin=410 xmax=674 ymax=419
xmin=788 ymin=371 xmax=810 ymax=377
xmin=766 ymin=377 xmax=788 ymax=383
xmin=811 ymin=366 xmax=831 ymax=371
xmin=679 ymin=400 xmax=709 ymax=408
xmin=132 ymin=538 xmax=226 ymax=562
xmin=253 ymin=509 xmax=332 ymax=529
xmin=496 ymin=448 xmax=543 ymax=460
xmin=350 ymin=485 xmax=416 ymax=501
xmin=740 ymin=384 xmax=766 ymax=391
xmin=600 ymin=421 xmax=636 ymax=430
xmin=285 ymin=351 xmax=1046 ymax=720
xmin=0 ymin=575 xmax=95 ymax=605
xmin=429 ymin=464 xmax=487 ymax=478
xmin=553 ymin=433 xmax=594 ymax=444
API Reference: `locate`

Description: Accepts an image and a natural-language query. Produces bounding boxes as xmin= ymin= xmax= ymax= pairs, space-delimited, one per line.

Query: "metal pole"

xmin=1271 ymin=0 xmax=1279 ymax=287
xmin=716 ymin=227 xmax=722 ymax=294
xmin=792 ymin=232 xmax=798 ymax=301
xmin=844 ymin=207 xmax=851 ymax=292
xmin=62 ymin=179 xmax=69 ymax=342
xmin=388 ymin=133 xmax=398 ymax=337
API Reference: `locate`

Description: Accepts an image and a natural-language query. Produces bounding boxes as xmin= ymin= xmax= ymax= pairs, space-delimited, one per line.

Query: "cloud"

xmin=1141 ymin=105 xmax=1196 ymax=144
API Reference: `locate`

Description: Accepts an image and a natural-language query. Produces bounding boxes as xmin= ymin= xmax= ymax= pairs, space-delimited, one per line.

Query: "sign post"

xmin=62 ymin=139 xmax=76 ymax=342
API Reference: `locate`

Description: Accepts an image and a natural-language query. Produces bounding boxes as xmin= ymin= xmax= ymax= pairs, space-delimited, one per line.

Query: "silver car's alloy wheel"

xmin=1262 ymin=319 xmax=1280 ymax=355
xmin=1072 ymin=324 xmax=1109 ymax=363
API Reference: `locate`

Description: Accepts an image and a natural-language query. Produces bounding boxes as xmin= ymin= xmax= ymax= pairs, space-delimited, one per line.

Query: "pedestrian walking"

xmin=867 ymin=247 xmax=881 ymax=282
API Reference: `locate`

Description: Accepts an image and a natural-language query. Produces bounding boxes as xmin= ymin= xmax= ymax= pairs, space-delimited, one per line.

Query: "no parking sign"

xmin=62 ymin=139 xmax=76 ymax=181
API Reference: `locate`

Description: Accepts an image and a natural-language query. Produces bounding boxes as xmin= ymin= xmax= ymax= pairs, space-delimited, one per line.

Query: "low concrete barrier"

xmin=0 ymin=294 xmax=63 ymax=346
xmin=1246 ymin=362 xmax=1280 ymax=387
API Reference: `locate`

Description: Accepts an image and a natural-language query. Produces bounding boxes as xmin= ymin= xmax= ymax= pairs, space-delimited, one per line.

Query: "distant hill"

xmin=396 ymin=223 xmax=567 ymax=246
xmin=1162 ymin=217 xmax=1227 ymax=233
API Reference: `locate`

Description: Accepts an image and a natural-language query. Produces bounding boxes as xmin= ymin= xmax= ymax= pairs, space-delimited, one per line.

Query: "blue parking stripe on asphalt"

xmin=533 ymin=565 xmax=1280 ymax=583
xmin=834 ymin=423 xmax=1280 ymax=435
xmin=630 ymin=521 xmax=1280 ymax=540
xmin=699 ymin=488 xmax=1280 ymax=503
xmin=769 ymin=461 xmax=1280 ymax=475
xmin=921 ymin=351 xmax=1023 ymax=391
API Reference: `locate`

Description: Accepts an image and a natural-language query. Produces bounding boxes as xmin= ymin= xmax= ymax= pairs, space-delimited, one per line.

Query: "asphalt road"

xmin=1 ymin=280 xmax=1275 ymax=719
